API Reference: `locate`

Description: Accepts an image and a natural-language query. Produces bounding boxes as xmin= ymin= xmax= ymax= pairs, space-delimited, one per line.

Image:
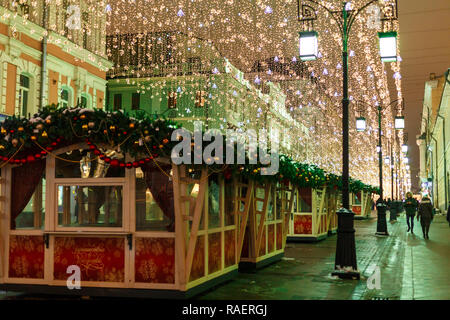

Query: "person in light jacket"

xmin=417 ymin=196 xmax=433 ymax=239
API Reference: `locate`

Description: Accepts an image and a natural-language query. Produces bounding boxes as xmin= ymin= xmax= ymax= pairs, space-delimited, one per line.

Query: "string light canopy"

xmin=378 ymin=31 xmax=398 ymax=62
xmin=299 ymin=31 xmax=319 ymax=61
xmin=402 ymin=144 xmax=408 ymax=153
xmin=384 ymin=156 xmax=390 ymax=165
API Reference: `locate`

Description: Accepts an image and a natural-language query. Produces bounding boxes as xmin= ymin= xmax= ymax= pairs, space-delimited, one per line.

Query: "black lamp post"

xmin=298 ymin=0 xmax=399 ymax=279
xmin=356 ymin=99 xmax=405 ymax=235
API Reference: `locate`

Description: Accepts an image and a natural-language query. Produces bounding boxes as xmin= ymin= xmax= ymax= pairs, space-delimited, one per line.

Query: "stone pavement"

xmin=197 ymin=212 xmax=450 ymax=300
xmin=1 ymin=212 xmax=448 ymax=300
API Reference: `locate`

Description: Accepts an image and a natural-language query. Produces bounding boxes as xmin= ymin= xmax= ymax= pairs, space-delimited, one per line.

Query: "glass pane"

xmin=135 ymin=167 xmax=174 ymax=231
xmin=55 ymin=149 xmax=125 ymax=178
xmin=57 ymin=185 xmax=123 ymax=227
xmin=21 ymin=90 xmax=28 ymax=117
xmin=267 ymin=189 xmax=274 ymax=220
xmin=61 ymin=89 xmax=69 ymax=101
xmin=354 ymin=193 xmax=361 ymax=205
xmin=208 ymin=175 xmax=221 ymax=229
xmin=81 ymin=96 xmax=87 ymax=107
xmin=20 ymin=74 xmax=29 ymax=88
xmin=298 ymin=188 xmax=312 ymax=212
xmin=14 ymin=177 xmax=46 ymax=230
xmin=224 ymin=181 xmax=235 ymax=226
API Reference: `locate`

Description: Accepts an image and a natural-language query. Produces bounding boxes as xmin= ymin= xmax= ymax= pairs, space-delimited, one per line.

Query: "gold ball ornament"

xmin=36 ymin=124 xmax=43 ymax=130
xmin=11 ymin=138 xmax=18 ymax=147
xmin=144 ymin=136 xmax=151 ymax=142
xmin=88 ymin=122 xmax=95 ymax=128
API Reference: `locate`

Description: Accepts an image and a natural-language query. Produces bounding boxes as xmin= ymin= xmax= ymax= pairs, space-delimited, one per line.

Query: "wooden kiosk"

xmin=350 ymin=191 xmax=373 ymax=219
xmin=287 ymin=186 xmax=338 ymax=242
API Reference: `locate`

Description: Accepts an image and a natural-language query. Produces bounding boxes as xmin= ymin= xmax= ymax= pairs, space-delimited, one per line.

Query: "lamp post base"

xmin=331 ymin=270 xmax=361 ymax=280
xmin=332 ymin=208 xmax=359 ymax=279
xmin=376 ymin=204 xmax=389 ymax=236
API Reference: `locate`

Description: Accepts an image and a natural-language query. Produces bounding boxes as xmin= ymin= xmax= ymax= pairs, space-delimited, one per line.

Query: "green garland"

xmin=0 ymin=105 xmax=379 ymax=194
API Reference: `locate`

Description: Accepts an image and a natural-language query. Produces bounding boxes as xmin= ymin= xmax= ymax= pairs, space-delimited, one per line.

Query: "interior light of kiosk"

xmin=378 ymin=32 xmax=397 ymax=62
xmin=356 ymin=117 xmax=366 ymax=131
xmin=402 ymin=144 xmax=408 ymax=153
xmin=384 ymin=157 xmax=390 ymax=165
xmin=395 ymin=116 xmax=405 ymax=129
xmin=299 ymin=31 xmax=318 ymax=61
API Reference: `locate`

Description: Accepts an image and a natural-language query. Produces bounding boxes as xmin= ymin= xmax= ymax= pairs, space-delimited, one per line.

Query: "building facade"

xmin=417 ymin=69 xmax=450 ymax=212
xmin=0 ymin=1 xmax=112 ymax=117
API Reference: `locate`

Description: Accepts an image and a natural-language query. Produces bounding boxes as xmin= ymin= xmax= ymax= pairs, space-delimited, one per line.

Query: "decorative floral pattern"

xmin=135 ymin=238 xmax=175 ymax=284
xmin=54 ymin=237 xmax=125 ymax=282
xmin=190 ymin=235 xmax=205 ymax=282
xmin=208 ymin=233 xmax=221 ymax=274
xmin=224 ymin=230 xmax=236 ymax=268
xmin=267 ymin=224 xmax=275 ymax=253
xmin=9 ymin=235 xmax=44 ymax=279
xmin=294 ymin=215 xmax=312 ymax=234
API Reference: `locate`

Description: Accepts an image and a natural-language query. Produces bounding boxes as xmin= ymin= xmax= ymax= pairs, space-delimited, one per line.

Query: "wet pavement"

xmin=197 ymin=212 xmax=450 ymax=300
xmin=1 ymin=212 xmax=449 ymax=300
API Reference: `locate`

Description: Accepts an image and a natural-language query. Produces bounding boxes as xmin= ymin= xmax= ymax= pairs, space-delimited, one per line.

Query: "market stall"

xmin=350 ymin=191 xmax=373 ymax=219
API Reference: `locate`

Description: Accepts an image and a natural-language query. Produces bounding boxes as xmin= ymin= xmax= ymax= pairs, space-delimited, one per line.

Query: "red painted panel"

xmin=276 ymin=223 xmax=283 ymax=250
xmin=224 ymin=230 xmax=236 ymax=268
xmin=352 ymin=205 xmax=362 ymax=215
xmin=190 ymin=235 xmax=205 ymax=282
xmin=135 ymin=238 xmax=175 ymax=284
xmin=294 ymin=215 xmax=312 ymax=234
xmin=208 ymin=233 xmax=221 ymax=274
xmin=54 ymin=237 xmax=125 ymax=282
xmin=258 ymin=227 xmax=266 ymax=257
xmin=9 ymin=235 xmax=44 ymax=279
xmin=268 ymin=224 xmax=275 ymax=253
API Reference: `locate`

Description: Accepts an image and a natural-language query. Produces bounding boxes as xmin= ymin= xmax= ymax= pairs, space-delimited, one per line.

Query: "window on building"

xmin=114 ymin=94 xmax=122 ymax=111
xmin=18 ymin=74 xmax=30 ymax=117
xmin=60 ymin=87 xmax=70 ymax=108
xmin=168 ymin=92 xmax=177 ymax=109
xmin=80 ymin=93 xmax=91 ymax=108
xmin=132 ymin=92 xmax=140 ymax=110
xmin=195 ymin=90 xmax=206 ymax=108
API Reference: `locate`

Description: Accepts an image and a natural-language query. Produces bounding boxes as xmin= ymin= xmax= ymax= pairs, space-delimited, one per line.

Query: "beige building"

xmin=0 ymin=1 xmax=112 ymax=117
xmin=417 ymin=69 xmax=450 ymax=212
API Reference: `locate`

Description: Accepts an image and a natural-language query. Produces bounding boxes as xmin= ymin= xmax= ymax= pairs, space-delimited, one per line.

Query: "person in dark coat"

xmin=417 ymin=196 xmax=433 ymax=239
xmin=447 ymin=202 xmax=450 ymax=227
xmin=403 ymin=192 xmax=418 ymax=233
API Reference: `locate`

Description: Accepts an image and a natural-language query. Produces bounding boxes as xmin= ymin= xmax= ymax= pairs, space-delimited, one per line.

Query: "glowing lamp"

xmin=356 ymin=117 xmax=366 ymax=131
xmin=378 ymin=32 xmax=398 ymax=62
xmin=299 ymin=31 xmax=318 ymax=61
xmin=384 ymin=157 xmax=390 ymax=165
xmin=395 ymin=116 xmax=405 ymax=130
xmin=402 ymin=144 xmax=408 ymax=153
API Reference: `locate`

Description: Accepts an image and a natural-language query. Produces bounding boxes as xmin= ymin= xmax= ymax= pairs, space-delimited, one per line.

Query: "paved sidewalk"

xmin=1 ymin=213 xmax=448 ymax=300
xmin=197 ymin=212 xmax=450 ymax=300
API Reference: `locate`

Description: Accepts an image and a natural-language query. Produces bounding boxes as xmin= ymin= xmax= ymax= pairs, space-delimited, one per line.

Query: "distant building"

xmin=417 ymin=69 xmax=450 ymax=212
xmin=0 ymin=1 xmax=112 ymax=117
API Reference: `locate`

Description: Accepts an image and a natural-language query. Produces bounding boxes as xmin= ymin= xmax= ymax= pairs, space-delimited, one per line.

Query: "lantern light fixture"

xmin=299 ymin=31 xmax=318 ymax=61
xmin=378 ymin=31 xmax=398 ymax=62
xmin=402 ymin=144 xmax=408 ymax=153
xmin=356 ymin=117 xmax=366 ymax=131
xmin=384 ymin=156 xmax=390 ymax=165
xmin=395 ymin=115 xmax=405 ymax=130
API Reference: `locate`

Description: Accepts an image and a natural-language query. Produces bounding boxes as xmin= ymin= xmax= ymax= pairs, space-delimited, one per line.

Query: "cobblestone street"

xmin=197 ymin=212 xmax=450 ymax=300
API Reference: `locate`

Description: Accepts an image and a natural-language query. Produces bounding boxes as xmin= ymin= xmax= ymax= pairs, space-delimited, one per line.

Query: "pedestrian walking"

xmin=417 ymin=196 xmax=433 ymax=239
xmin=446 ymin=202 xmax=450 ymax=227
xmin=403 ymin=192 xmax=418 ymax=233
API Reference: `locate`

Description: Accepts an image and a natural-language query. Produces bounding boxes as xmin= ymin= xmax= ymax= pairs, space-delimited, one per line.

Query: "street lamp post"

xmin=298 ymin=0 xmax=399 ymax=279
xmin=357 ymin=98 xmax=405 ymax=235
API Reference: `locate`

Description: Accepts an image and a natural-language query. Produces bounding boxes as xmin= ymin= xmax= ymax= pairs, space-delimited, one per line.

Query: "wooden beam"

xmin=185 ymin=168 xmax=208 ymax=282
xmin=236 ymin=180 xmax=254 ymax=260
xmin=255 ymin=183 xmax=271 ymax=257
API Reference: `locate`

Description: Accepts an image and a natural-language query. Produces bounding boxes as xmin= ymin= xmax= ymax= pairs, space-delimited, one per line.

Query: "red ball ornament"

xmin=123 ymin=131 xmax=127 ymax=135
xmin=56 ymin=138 xmax=61 ymax=143
xmin=40 ymin=150 xmax=47 ymax=155
xmin=99 ymin=154 xmax=105 ymax=159
xmin=110 ymin=159 xmax=119 ymax=167
xmin=27 ymin=155 xmax=36 ymax=162
xmin=14 ymin=159 xmax=20 ymax=164
xmin=126 ymin=162 xmax=133 ymax=168
xmin=51 ymin=142 xmax=57 ymax=147
xmin=132 ymin=161 xmax=139 ymax=168
xmin=89 ymin=145 xmax=96 ymax=150
xmin=144 ymin=158 xmax=151 ymax=162
xmin=139 ymin=160 xmax=145 ymax=165
xmin=35 ymin=154 xmax=41 ymax=159
xmin=119 ymin=162 xmax=125 ymax=168
xmin=20 ymin=159 xmax=27 ymax=164
xmin=94 ymin=149 xmax=101 ymax=155
xmin=46 ymin=146 xmax=53 ymax=152
xmin=9 ymin=159 xmax=14 ymax=164
xmin=104 ymin=157 xmax=111 ymax=163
